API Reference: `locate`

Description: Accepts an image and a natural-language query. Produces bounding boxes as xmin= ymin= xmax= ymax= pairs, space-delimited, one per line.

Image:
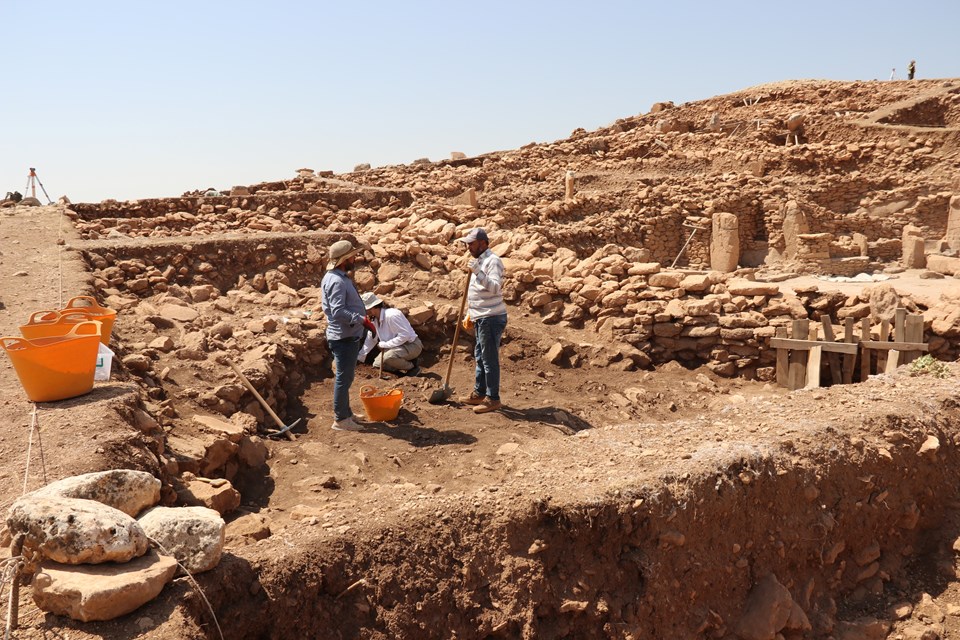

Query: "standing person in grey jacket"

xmin=456 ymin=227 xmax=507 ymax=414
xmin=321 ymin=240 xmax=376 ymax=431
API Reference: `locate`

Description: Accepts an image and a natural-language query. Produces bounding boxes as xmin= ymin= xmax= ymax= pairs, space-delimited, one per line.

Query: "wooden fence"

xmin=770 ymin=308 xmax=928 ymax=390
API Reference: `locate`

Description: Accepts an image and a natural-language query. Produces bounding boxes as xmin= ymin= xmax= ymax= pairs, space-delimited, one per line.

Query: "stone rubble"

xmin=6 ymin=470 xmax=226 ymax=622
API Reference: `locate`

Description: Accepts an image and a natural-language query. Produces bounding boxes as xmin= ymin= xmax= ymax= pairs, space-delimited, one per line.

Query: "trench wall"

xmin=197 ymin=395 xmax=960 ymax=639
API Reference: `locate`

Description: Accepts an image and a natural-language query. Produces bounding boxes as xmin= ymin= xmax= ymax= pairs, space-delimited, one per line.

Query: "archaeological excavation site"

xmin=3 ymin=78 xmax=960 ymax=639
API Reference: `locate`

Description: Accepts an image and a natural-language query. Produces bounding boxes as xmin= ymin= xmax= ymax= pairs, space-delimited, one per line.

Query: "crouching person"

xmin=358 ymin=293 xmax=423 ymax=376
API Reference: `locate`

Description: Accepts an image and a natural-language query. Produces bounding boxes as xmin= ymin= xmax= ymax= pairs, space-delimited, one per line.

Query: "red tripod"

xmin=25 ymin=168 xmax=53 ymax=204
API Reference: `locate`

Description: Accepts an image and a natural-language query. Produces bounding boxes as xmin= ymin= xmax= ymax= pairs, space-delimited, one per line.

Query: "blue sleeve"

xmin=327 ymin=277 xmax=364 ymax=326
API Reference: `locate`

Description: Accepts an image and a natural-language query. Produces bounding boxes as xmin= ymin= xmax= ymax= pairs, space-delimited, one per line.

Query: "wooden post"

xmin=821 ymin=317 xmax=843 ymax=385
xmin=904 ymin=314 xmax=924 ymax=363
xmin=860 ymin=317 xmax=872 ymax=381
xmin=805 ymin=346 xmax=823 ymax=389
xmin=878 ymin=319 xmax=890 ymax=371
xmin=788 ymin=319 xmax=809 ymax=390
xmin=842 ymin=317 xmax=856 ymax=384
xmin=775 ymin=326 xmax=788 ymax=387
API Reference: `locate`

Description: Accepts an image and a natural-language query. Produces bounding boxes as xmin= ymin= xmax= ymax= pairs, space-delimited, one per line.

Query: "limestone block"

xmin=30 ymin=470 xmax=161 ymax=518
xmin=7 ymin=496 xmax=149 ymax=564
xmin=406 ymin=305 xmax=435 ymax=325
xmin=726 ymin=280 xmax=779 ymax=296
xmin=648 ymin=272 xmax=684 ymax=288
xmin=926 ymin=254 xmax=960 ymax=276
xmin=32 ymin=550 xmax=177 ymax=622
xmin=786 ymin=113 xmax=806 ymax=131
xmin=166 ymin=432 xmax=209 ymax=475
xmin=193 ymin=414 xmax=244 ymax=442
xmin=679 ymin=274 xmax=711 ymax=292
xmin=501 ymin=257 xmax=531 ymax=276
xmin=866 ymin=284 xmax=901 ymax=322
xmin=782 ymin=201 xmax=808 ymax=260
xmin=202 ymin=438 xmax=239 ymax=476
xmin=226 ymin=512 xmax=272 ymax=544
xmin=601 ymin=290 xmax=630 ymax=308
xmin=377 ymin=262 xmax=404 ymax=283
xmin=945 ymin=195 xmax=960 ymax=250
xmin=177 ymin=478 xmax=241 ymax=515
xmin=238 ymin=435 xmax=269 ymax=468
xmin=529 ymin=292 xmax=553 ymax=308
xmin=138 ymin=506 xmax=225 ymax=573
xmin=719 ymin=312 xmax=767 ymax=329
xmin=627 ymin=262 xmax=661 ymax=276
xmin=158 ymin=304 xmax=199 ymax=323
xmin=710 ymin=212 xmax=739 ymax=272
xmin=852 ymin=232 xmax=869 ymax=257
xmin=544 ymin=343 xmax=568 ymax=365
xmin=902 ymin=225 xmax=926 ymax=268
xmin=148 ymin=336 xmax=174 ymax=352
xmin=735 ymin=573 xmax=799 ymax=640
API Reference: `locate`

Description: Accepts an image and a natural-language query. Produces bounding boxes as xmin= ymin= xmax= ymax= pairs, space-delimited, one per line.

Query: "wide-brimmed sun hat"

xmin=327 ymin=240 xmax=360 ymax=270
xmin=361 ymin=292 xmax=383 ymax=310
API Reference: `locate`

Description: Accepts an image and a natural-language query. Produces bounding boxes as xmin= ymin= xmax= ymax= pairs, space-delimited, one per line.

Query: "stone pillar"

xmin=782 ymin=201 xmax=809 ymax=260
xmin=564 ymin=171 xmax=576 ymax=200
xmin=710 ymin=212 xmax=739 ymax=272
xmin=902 ymin=224 xmax=926 ymax=268
xmin=852 ymin=232 xmax=869 ymax=257
xmin=945 ymin=195 xmax=960 ymax=250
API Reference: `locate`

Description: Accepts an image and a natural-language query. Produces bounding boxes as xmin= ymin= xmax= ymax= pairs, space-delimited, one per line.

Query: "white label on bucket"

xmin=95 ymin=344 xmax=115 ymax=381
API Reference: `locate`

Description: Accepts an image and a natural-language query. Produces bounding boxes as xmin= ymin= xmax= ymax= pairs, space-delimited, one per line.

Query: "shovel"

xmin=428 ymin=273 xmax=471 ymax=404
xmin=228 ymin=361 xmax=299 ymax=440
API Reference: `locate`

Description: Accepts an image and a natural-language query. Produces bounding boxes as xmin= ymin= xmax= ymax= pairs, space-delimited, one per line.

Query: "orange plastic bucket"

xmin=2 ymin=321 xmax=102 ymax=402
xmin=359 ymin=385 xmax=403 ymax=422
xmin=19 ymin=310 xmax=100 ymax=340
xmin=59 ymin=296 xmax=116 ymax=345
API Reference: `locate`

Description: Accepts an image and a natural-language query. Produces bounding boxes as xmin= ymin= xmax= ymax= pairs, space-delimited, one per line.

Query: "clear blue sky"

xmin=2 ymin=1 xmax=957 ymax=203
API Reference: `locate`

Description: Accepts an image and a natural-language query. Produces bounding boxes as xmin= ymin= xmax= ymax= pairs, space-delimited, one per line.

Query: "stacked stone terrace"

xmin=67 ymin=79 xmax=960 ymax=403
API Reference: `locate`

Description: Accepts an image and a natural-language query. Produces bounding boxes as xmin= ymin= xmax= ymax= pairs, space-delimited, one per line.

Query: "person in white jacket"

xmin=357 ymin=292 xmax=423 ymax=375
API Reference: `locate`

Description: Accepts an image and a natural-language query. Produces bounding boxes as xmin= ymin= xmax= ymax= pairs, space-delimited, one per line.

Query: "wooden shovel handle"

xmin=443 ymin=274 xmax=471 ymax=389
xmin=228 ymin=360 xmax=296 ymax=441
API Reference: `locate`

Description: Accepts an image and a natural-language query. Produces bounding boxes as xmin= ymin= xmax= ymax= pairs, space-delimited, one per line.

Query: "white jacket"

xmin=357 ymin=307 xmax=419 ymax=361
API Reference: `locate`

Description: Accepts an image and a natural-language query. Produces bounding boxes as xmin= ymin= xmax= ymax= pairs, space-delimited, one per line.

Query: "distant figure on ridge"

xmin=908 ymin=60 xmax=916 ymax=80
xmin=889 ymin=68 xmax=897 ymax=81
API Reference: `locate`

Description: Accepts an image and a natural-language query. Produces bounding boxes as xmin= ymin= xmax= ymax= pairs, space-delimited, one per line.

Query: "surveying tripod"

xmin=25 ymin=168 xmax=53 ymax=204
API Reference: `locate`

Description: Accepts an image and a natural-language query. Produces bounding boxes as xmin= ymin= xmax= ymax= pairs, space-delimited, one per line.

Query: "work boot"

xmin=405 ymin=365 xmax=421 ymax=377
xmin=473 ymin=398 xmax=502 ymax=414
xmin=331 ymin=416 xmax=365 ymax=432
xmin=461 ymin=391 xmax=485 ymax=406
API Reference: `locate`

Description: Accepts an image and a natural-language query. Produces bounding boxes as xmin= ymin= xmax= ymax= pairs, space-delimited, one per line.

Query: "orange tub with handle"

xmin=359 ymin=385 xmax=403 ymax=422
xmin=59 ymin=296 xmax=116 ymax=345
xmin=2 ymin=321 xmax=102 ymax=402
xmin=19 ymin=310 xmax=101 ymax=340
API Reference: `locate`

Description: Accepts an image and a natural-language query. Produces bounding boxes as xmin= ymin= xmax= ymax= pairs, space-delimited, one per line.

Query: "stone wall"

xmin=80 ymin=231 xmax=353 ymax=297
xmin=71 ymin=189 xmax=413 ymax=221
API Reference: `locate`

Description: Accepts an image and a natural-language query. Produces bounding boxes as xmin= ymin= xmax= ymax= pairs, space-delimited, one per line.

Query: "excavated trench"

xmin=188 ymin=378 xmax=960 ymax=639
xmin=68 ymin=215 xmax=960 ymax=638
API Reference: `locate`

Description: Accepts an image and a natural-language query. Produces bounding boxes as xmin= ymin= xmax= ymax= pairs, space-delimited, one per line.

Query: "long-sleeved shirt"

xmin=321 ymin=269 xmax=366 ymax=340
xmin=467 ymin=249 xmax=507 ymax=318
xmin=358 ymin=307 xmax=419 ymax=361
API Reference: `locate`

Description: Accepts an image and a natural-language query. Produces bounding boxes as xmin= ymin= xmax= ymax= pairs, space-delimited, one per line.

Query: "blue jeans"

xmin=328 ymin=336 xmax=362 ymax=421
xmin=474 ymin=314 xmax=507 ymax=402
